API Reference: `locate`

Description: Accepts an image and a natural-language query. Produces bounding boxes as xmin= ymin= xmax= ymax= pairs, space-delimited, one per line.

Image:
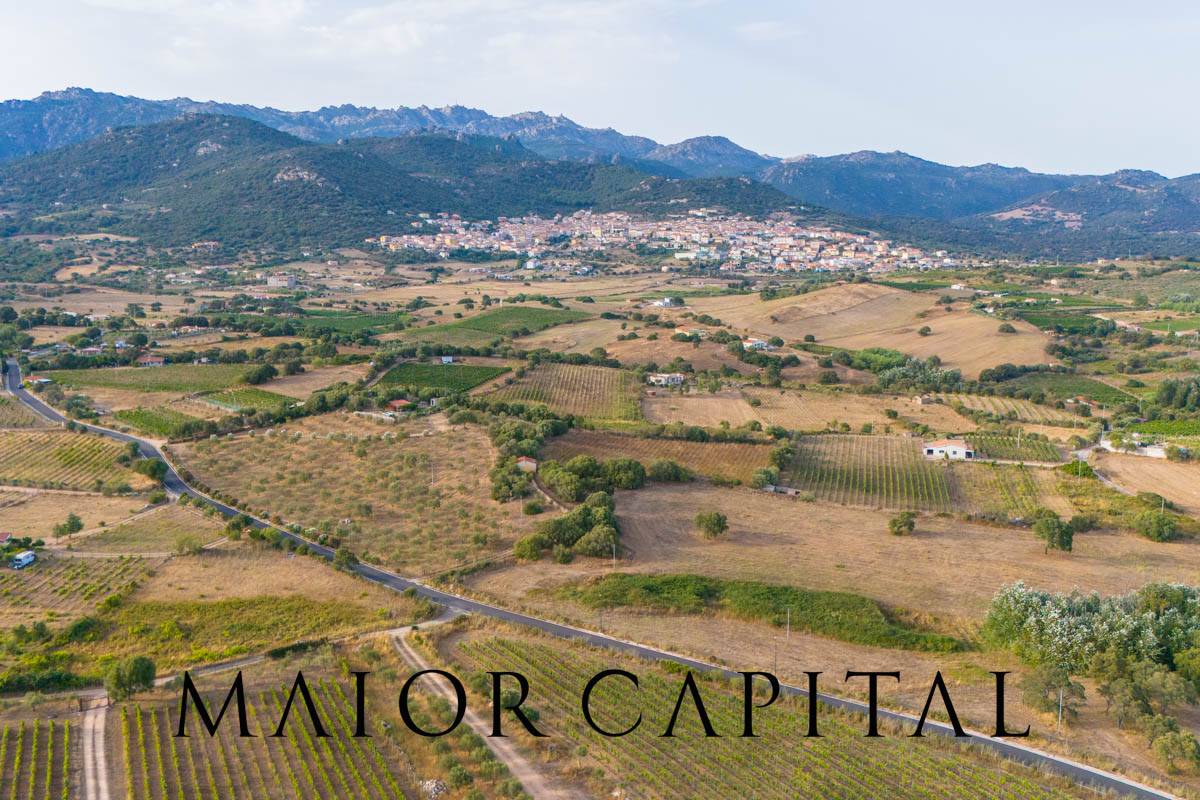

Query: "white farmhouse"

xmin=922 ymin=438 xmax=975 ymax=460
xmin=647 ymin=373 xmax=685 ymax=387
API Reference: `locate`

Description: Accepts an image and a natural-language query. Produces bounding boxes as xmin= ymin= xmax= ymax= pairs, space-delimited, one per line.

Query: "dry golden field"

xmin=936 ymin=393 xmax=1080 ymax=424
xmin=69 ymin=503 xmax=224 ymax=553
xmin=0 ymin=553 xmax=158 ymax=625
xmin=641 ymin=390 xmax=760 ymax=426
xmin=542 ymin=428 xmax=774 ymax=484
xmin=829 ymin=308 xmax=1054 ymax=379
xmin=0 ymin=395 xmax=49 ymax=428
xmin=592 ymin=484 xmax=1200 ymax=621
xmin=513 ymin=317 xmax=629 ymax=353
xmin=0 ymin=489 xmax=147 ymax=539
xmin=605 ymin=336 xmax=754 ymax=373
xmin=1091 ymin=451 xmax=1200 ymax=517
xmin=262 ymin=362 xmax=370 ymax=398
xmin=744 ymin=387 xmax=974 ymax=433
xmin=172 ymin=422 xmax=536 ymax=573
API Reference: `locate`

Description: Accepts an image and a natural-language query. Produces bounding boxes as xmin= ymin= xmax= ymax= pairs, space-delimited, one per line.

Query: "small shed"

xmin=923 ymin=438 xmax=975 ymax=460
xmin=515 ymin=456 xmax=538 ymax=474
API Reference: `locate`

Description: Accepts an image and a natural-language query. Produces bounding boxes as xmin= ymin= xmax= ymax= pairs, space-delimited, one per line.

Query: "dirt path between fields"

xmin=81 ymin=700 xmax=111 ymax=800
xmin=390 ymin=618 xmax=571 ymax=800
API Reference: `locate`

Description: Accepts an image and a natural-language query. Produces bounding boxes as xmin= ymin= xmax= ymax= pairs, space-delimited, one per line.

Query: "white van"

xmin=10 ymin=551 xmax=36 ymax=570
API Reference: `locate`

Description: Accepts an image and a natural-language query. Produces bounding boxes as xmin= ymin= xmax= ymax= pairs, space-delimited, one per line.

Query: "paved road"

xmin=2 ymin=359 xmax=1176 ymax=800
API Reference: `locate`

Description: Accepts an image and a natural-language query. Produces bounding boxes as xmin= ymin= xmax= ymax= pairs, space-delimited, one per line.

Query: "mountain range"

xmin=2 ymin=88 xmax=1199 ymax=258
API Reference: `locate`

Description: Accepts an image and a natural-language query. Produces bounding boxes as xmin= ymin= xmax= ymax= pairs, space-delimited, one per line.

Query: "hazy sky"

xmin=3 ymin=0 xmax=1197 ymax=176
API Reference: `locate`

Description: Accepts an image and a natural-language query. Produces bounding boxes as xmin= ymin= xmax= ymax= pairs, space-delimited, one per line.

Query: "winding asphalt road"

xmin=2 ymin=358 xmax=1176 ymax=799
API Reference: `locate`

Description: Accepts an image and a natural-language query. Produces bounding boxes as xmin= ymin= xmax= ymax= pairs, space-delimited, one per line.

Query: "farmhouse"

xmin=515 ymin=456 xmax=538 ymax=473
xmin=923 ymin=438 xmax=975 ymax=460
xmin=386 ymin=398 xmax=412 ymax=412
xmin=267 ymin=274 xmax=297 ymax=289
xmin=136 ymin=354 xmax=166 ymax=367
xmin=647 ymin=373 xmax=685 ymax=387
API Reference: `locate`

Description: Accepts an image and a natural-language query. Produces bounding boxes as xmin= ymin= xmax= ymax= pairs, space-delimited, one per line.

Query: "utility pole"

xmin=612 ymin=541 xmax=617 ymax=570
xmin=1057 ymin=686 xmax=1063 ymax=733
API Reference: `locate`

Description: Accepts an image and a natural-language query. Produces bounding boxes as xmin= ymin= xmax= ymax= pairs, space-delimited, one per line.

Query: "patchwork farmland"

xmin=542 ymin=428 xmax=775 ymax=484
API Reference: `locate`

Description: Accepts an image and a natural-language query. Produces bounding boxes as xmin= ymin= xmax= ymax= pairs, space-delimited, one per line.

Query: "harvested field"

xmin=781 ymin=434 xmax=954 ymax=511
xmin=641 ymin=390 xmax=759 ymax=427
xmin=0 ymin=430 xmax=156 ymax=492
xmin=542 ymin=429 xmax=773 ymax=484
xmin=1091 ymin=452 xmax=1200 ymax=517
xmin=513 ymin=317 xmax=628 ymax=353
xmin=0 ymin=395 xmax=49 ymax=428
xmin=605 ymin=336 xmax=753 ymax=373
xmin=0 ymin=490 xmax=146 ymax=539
xmin=69 ymin=503 xmax=224 ymax=553
xmin=745 ymin=387 xmax=973 ymax=433
xmin=828 ymin=308 xmax=1055 ymax=379
xmin=0 ymin=553 xmax=156 ymax=625
xmin=688 ymin=283 xmax=932 ymax=342
xmin=937 ymin=393 xmax=1080 ymax=425
xmin=263 ymin=363 xmax=370 ymax=398
xmin=490 ymin=363 xmax=642 ymax=421
xmin=171 ymin=424 xmax=536 ymax=573
xmin=597 ymin=483 xmax=1200 ymax=620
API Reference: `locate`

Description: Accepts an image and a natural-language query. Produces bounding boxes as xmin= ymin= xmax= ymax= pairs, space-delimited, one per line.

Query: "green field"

xmin=45 ymin=364 xmax=249 ymax=393
xmin=403 ymin=305 xmax=588 ymax=345
xmin=1002 ymin=373 xmax=1133 ymax=405
xmin=301 ymin=310 xmax=408 ymax=333
xmin=1128 ymin=419 xmax=1200 ymax=437
xmin=965 ymin=434 xmax=1062 ymax=462
xmin=566 ymin=574 xmax=959 ymax=651
xmin=1017 ymin=311 xmax=1108 ymax=333
xmin=203 ymin=387 xmax=294 ymax=412
xmin=378 ymin=362 xmax=508 ymax=391
xmin=1142 ymin=317 xmax=1200 ymax=332
xmin=781 ymin=434 xmax=953 ymax=512
xmin=113 ymin=406 xmax=204 ymax=438
xmin=449 ymin=634 xmax=1098 ymax=800
xmin=0 ymin=720 xmax=70 ymax=800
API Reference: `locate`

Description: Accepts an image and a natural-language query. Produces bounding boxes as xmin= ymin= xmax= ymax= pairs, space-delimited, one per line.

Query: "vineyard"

xmin=202 ymin=387 xmax=294 ymax=413
xmin=1128 ymin=419 xmax=1200 ymax=437
xmin=378 ymin=362 xmax=508 ymax=392
xmin=403 ymin=305 xmax=588 ymax=347
xmin=952 ymin=463 xmax=1050 ymax=518
xmin=44 ymin=364 xmax=249 ymax=393
xmin=113 ymin=406 xmax=204 ymax=439
xmin=0 ymin=430 xmax=155 ymax=491
xmin=0 ymin=395 xmax=48 ymax=428
xmin=0 ymin=719 xmax=71 ymax=800
xmin=542 ymin=429 xmax=774 ymax=484
xmin=935 ymin=393 xmax=1078 ymax=425
xmin=450 ymin=634 xmax=1098 ymax=800
xmin=71 ymin=504 xmax=224 ymax=554
xmin=490 ymin=363 xmax=642 ymax=421
xmin=964 ymin=434 xmax=1062 ymax=463
xmin=0 ymin=554 xmax=153 ymax=624
xmin=1000 ymin=373 xmax=1133 ymax=406
xmin=171 ymin=424 xmax=535 ymax=573
xmin=780 ymin=435 xmax=953 ymax=511
xmin=117 ymin=679 xmax=414 ymax=799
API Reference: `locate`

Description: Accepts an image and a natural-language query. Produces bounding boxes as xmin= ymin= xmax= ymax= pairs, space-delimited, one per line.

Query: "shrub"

xmin=513 ymin=532 xmax=549 ymax=561
xmin=998 ymin=322 xmax=1017 ymax=334
xmin=1136 ymin=511 xmax=1178 ymax=542
xmin=888 ymin=511 xmax=916 ymax=536
xmin=647 ymin=459 xmax=692 ymax=482
xmin=573 ymin=524 xmax=618 ymax=558
xmin=522 ymin=500 xmax=544 ymax=515
xmin=694 ymin=511 xmax=728 ymax=539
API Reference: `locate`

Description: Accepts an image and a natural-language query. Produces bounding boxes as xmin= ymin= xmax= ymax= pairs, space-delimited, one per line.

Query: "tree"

xmin=332 ymin=546 xmax=358 ymax=571
xmin=53 ymin=512 xmax=84 ymax=538
xmin=1136 ymin=511 xmax=1178 ymax=542
xmin=1033 ymin=511 xmax=1073 ymax=553
xmin=998 ymin=323 xmax=1017 ymax=334
xmin=888 ymin=511 xmax=916 ymax=536
xmin=242 ymin=363 xmax=278 ymax=384
xmin=105 ymin=656 xmax=156 ymax=701
xmin=1020 ymin=664 xmax=1086 ymax=720
xmin=694 ymin=511 xmax=728 ymax=539
xmin=174 ymin=534 xmax=203 ymax=556
xmin=917 ymin=326 xmax=932 ymax=337
xmin=1153 ymin=730 xmax=1200 ymax=773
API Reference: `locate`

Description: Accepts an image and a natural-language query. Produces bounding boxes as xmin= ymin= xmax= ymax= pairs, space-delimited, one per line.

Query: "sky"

xmin=2 ymin=0 xmax=1198 ymax=176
